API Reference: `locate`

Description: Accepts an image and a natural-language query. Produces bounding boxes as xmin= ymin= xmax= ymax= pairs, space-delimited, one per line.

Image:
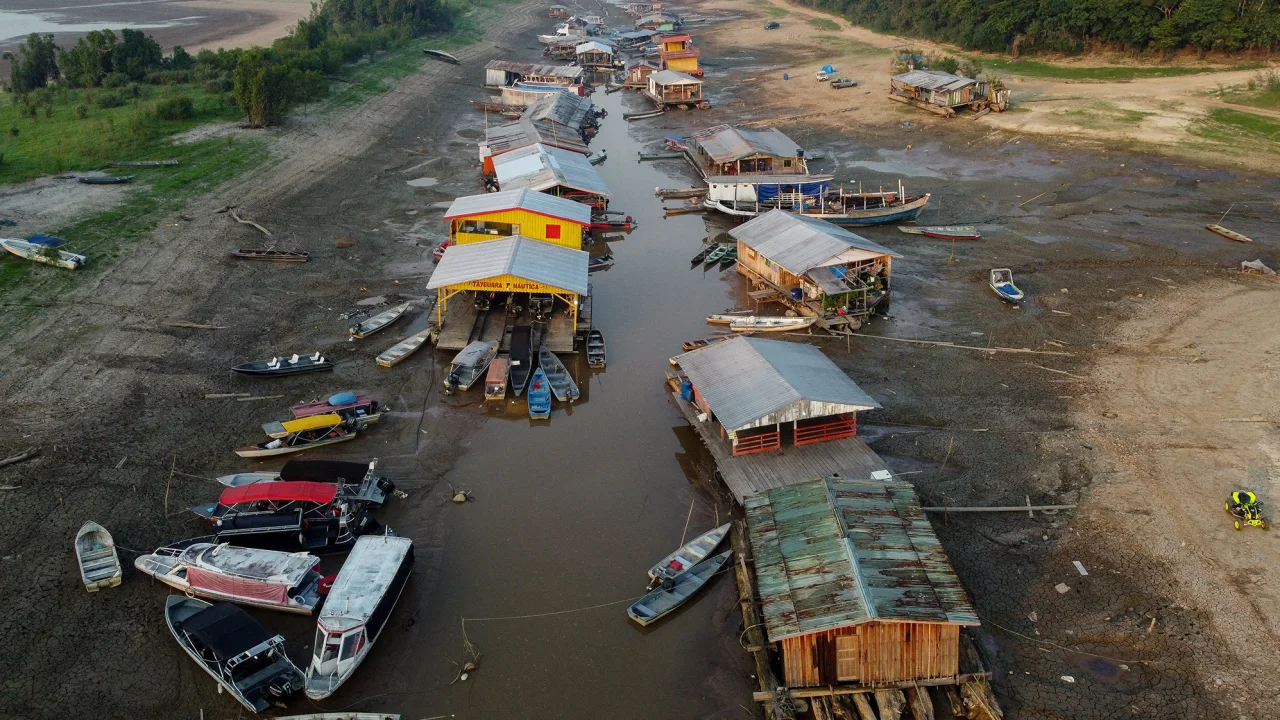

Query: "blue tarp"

xmin=756 ymin=180 xmax=829 ymax=201
xmin=821 ymin=64 xmax=836 ymax=74
xmin=26 ymin=234 xmax=65 ymax=247
xmin=328 ymin=391 xmax=358 ymax=406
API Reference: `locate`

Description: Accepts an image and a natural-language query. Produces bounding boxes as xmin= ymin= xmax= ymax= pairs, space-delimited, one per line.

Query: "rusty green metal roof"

xmin=745 ymin=476 xmax=979 ymax=641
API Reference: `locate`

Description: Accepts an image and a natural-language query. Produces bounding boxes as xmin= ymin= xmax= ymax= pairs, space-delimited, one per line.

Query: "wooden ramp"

xmin=436 ymin=301 xmax=481 ymax=351
xmin=671 ymin=393 xmax=891 ymax=504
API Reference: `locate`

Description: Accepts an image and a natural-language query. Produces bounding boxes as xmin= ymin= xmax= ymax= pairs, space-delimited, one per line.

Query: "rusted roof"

xmin=892 ymin=69 xmax=975 ymax=92
xmin=745 ymin=476 xmax=981 ymax=642
xmin=691 ymin=124 xmax=802 ymax=163
xmin=484 ymin=60 xmax=583 ymax=80
xmin=483 ymin=118 xmax=590 ymax=156
xmin=729 ymin=209 xmax=900 ymax=276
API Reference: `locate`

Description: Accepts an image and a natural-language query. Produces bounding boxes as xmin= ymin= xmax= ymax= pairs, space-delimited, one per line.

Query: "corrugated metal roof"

xmin=636 ymin=12 xmax=678 ymax=23
xmin=729 ymin=209 xmax=900 ymax=275
xmin=494 ymin=143 xmax=611 ymax=197
xmin=484 ymin=118 xmax=590 ymax=156
xmin=626 ymin=58 xmax=660 ymax=70
xmin=443 ymin=187 xmax=592 ymax=224
xmin=484 ymin=60 xmax=583 ymax=80
xmin=426 ymin=236 xmax=589 ymax=295
xmin=318 ymin=535 xmax=414 ymax=632
xmin=673 ymin=336 xmax=880 ymax=432
xmin=892 ymin=69 xmax=975 ymax=92
xmin=575 ymin=40 xmax=613 ymax=54
xmin=745 ymin=476 xmax=981 ymax=642
xmin=521 ymin=92 xmax=593 ymax=128
xmin=691 ymin=124 xmax=803 ymax=163
xmin=705 ymin=174 xmax=830 ymax=184
xmin=617 ymin=30 xmax=656 ymax=39
xmin=648 ymin=69 xmax=701 ymax=85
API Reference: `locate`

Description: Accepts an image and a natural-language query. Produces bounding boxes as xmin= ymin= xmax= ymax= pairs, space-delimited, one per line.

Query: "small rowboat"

xmin=586 ymin=329 xmax=606 ymax=368
xmin=628 ymin=550 xmax=731 ymax=626
xmin=588 ymin=150 xmax=608 ymax=165
xmin=898 ymin=225 xmax=981 ymax=240
xmin=538 ymin=346 xmax=580 ymax=402
xmin=376 ymin=328 xmax=433 ymax=368
xmin=350 ymin=302 xmax=411 ymax=339
xmin=1 ymin=237 xmax=87 ymax=270
xmin=989 ymin=268 xmax=1024 ymax=303
xmin=443 ymin=340 xmax=498 ymax=393
xmin=233 ymin=352 xmax=332 ymax=376
xmin=1206 ymin=224 xmax=1253 ymax=243
xmin=703 ymin=244 xmax=729 ymax=266
xmin=509 ymin=326 xmax=533 ymax=396
xmin=485 ymin=356 xmax=510 ymax=401
xmin=528 ymin=368 xmax=552 ymax=419
xmin=589 ymin=216 xmax=637 ymax=230
xmin=230 ymin=248 xmax=310 ymax=262
xmin=216 ymin=471 xmax=278 ymax=487
xmin=647 ymin=522 xmax=730 ymax=583
xmin=690 ymin=245 xmax=713 ymax=264
xmin=624 ymin=109 xmax=664 ymax=121
xmin=75 ymin=521 xmax=122 ymax=591
xmin=588 ymin=254 xmax=615 ymax=273
xmin=423 ymin=48 xmax=460 ymax=64
xmin=706 ymin=312 xmax=752 ymax=325
xmin=681 ymin=334 xmax=735 ymax=352
xmin=78 ymin=175 xmax=132 ymax=184
xmin=729 ymin=316 xmax=816 ymax=333
xmin=717 ymin=245 xmax=738 ymax=268
xmin=234 ymin=426 xmax=356 ymax=458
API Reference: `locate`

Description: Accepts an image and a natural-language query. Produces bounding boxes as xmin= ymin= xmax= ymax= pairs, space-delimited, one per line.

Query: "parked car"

xmin=815 ymin=71 xmax=830 ymax=82
xmin=764 ymin=21 xmax=780 ymax=29
xmin=831 ymin=78 xmax=859 ymax=89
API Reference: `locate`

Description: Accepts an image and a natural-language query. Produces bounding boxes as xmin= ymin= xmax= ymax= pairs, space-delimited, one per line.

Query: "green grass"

xmin=763 ymin=3 xmax=789 ymax=19
xmin=0 ymin=87 xmax=242 ymax=185
xmin=1058 ymin=101 xmax=1153 ymax=128
xmin=982 ymin=57 xmax=1263 ymax=81
xmin=1219 ymin=71 xmax=1280 ymax=111
xmin=807 ymin=17 xmax=840 ymax=31
xmin=813 ymin=34 xmax=889 ymax=56
xmin=1190 ymin=107 xmax=1280 ymax=148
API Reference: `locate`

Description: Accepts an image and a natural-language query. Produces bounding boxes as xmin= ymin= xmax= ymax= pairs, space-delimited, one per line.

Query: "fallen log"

xmin=0 ymin=447 xmax=39 ymax=468
xmin=230 ymin=211 xmax=272 ymax=237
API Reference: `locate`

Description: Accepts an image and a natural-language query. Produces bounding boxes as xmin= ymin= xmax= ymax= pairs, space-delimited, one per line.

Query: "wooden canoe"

xmin=681 ymin=334 xmax=735 ymax=351
xmin=586 ymin=329 xmax=606 ymax=368
xmin=647 ymin=523 xmax=730 ymax=582
xmin=230 ymin=248 xmax=309 ymax=262
xmin=538 ymin=346 xmax=580 ymax=402
xmin=1206 ymin=224 xmax=1253 ymax=243
xmin=376 ymin=328 xmax=433 ymax=367
xmin=234 ymin=427 xmax=357 ymax=458
xmin=349 ymin=302 xmax=411 ymax=339
xmin=706 ymin=312 xmax=753 ymax=325
xmin=1 ymin=238 xmax=87 ymax=270
xmin=628 ymin=550 xmax=731 ymax=626
xmin=422 ymin=48 xmax=460 ymax=64
xmin=899 ymin=225 xmax=981 ymax=240
xmin=728 ymin=316 xmax=816 ymax=332
xmin=75 ymin=521 xmax=122 ymax=591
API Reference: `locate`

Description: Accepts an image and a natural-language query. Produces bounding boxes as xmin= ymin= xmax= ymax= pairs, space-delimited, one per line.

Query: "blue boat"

xmin=989 ymin=268 xmax=1024 ymax=303
xmin=528 ymin=368 xmax=552 ymax=419
xmin=627 ymin=550 xmax=732 ymax=626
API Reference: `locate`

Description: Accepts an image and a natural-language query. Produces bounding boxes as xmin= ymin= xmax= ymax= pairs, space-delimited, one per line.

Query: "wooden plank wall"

xmin=781 ymin=621 xmax=961 ymax=687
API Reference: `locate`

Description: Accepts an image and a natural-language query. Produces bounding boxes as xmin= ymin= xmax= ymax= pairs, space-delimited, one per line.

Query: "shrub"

xmin=102 ymin=72 xmax=128 ymax=88
xmin=127 ymin=82 xmax=142 ymax=98
xmin=97 ymin=92 xmax=125 ymax=108
xmin=76 ymin=104 xmax=88 ymax=119
xmin=8 ymin=127 xmax=17 ymax=137
xmin=927 ymin=53 xmax=961 ymax=75
xmin=154 ymin=94 xmax=193 ymax=120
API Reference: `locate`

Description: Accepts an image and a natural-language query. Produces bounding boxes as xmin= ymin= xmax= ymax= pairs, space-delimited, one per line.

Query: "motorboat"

xmin=443 ymin=341 xmax=499 ymax=393
xmin=646 ymin=523 xmax=730 ymax=583
xmin=232 ymin=352 xmax=332 ymax=376
xmin=136 ymin=543 xmax=325 ymax=615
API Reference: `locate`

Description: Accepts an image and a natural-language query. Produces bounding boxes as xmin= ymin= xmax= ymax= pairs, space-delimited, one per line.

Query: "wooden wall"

xmin=780 ymin=621 xmax=960 ymax=687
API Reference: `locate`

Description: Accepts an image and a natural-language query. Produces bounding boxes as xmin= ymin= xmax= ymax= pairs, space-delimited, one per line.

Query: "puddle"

xmin=0 ymin=9 xmax=200 ymax=45
xmin=406 ymin=176 xmax=439 ymax=188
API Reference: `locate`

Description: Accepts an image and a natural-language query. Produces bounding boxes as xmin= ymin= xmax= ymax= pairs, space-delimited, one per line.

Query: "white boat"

xmin=166 ymin=596 xmax=304 ymax=712
xmin=443 ymin=340 xmax=498 ymax=393
xmin=706 ymin=312 xmax=753 ymax=325
xmin=2 ymin=237 xmax=87 ymax=270
xmin=989 ymin=268 xmax=1024 ymax=303
xmin=306 ymin=535 xmax=415 ymax=700
xmin=349 ymin=302 xmax=411 ymax=339
xmin=75 ymin=521 xmax=122 ymax=591
xmin=136 ymin=542 xmax=325 ymax=614
xmin=647 ymin=522 xmax=730 ymax=582
xmin=376 ymin=328 xmax=433 ymax=367
xmin=729 ymin=316 xmax=816 ymax=333
xmin=275 ymin=715 xmax=399 ymax=720
xmin=234 ymin=425 xmax=357 ymax=458
xmin=628 ymin=550 xmax=732 ymax=626
xmin=217 ymin=471 xmax=280 ymax=487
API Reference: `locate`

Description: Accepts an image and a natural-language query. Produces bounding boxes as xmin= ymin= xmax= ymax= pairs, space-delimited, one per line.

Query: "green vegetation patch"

xmin=763 ymin=3 xmax=790 ymax=19
xmin=807 ymin=17 xmax=840 ymax=31
xmin=1220 ymin=71 xmax=1280 ymax=112
xmin=982 ymin=58 xmax=1261 ymax=81
xmin=1190 ymin=108 xmax=1280 ymax=149
xmin=813 ymin=35 xmax=887 ymax=56
xmin=1057 ymin=101 xmax=1153 ymax=129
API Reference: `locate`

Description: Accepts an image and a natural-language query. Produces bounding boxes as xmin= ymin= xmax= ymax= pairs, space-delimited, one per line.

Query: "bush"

xmin=127 ymin=82 xmax=142 ymax=98
xmin=154 ymin=94 xmax=193 ymax=120
xmin=9 ymin=126 xmax=18 ymax=137
xmin=927 ymin=53 xmax=960 ymax=74
xmin=957 ymin=58 xmax=983 ymax=79
xmin=97 ymin=92 xmax=125 ymax=108
xmin=76 ymin=104 xmax=88 ymax=119
xmin=102 ymin=72 xmax=128 ymax=88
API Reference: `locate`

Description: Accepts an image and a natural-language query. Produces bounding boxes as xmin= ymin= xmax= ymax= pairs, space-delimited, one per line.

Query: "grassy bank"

xmin=1191 ymin=108 xmax=1280 ymax=150
xmin=982 ymin=58 xmax=1263 ymax=82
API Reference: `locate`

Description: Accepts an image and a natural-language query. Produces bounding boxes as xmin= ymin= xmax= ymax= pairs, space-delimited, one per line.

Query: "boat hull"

xmin=135 ymin=555 xmax=318 ymax=615
xmin=376 ymin=329 xmax=433 ymax=367
xmin=235 ymin=432 xmax=356 ymax=458
xmin=729 ymin=317 xmax=816 ymax=333
xmin=628 ymin=550 xmax=731 ymax=626
xmin=804 ymin=196 xmax=930 ymax=226
xmin=350 ymin=303 xmax=411 ymax=339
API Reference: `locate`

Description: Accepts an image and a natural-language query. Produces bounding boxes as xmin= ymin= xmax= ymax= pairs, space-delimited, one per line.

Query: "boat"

xmin=75 ymin=521 xmax=122 ymax=591
xmin=1206 ymin=224 xmax=1254 ymax=243
xmin=509 ymin=326 xmax=533 ymax=396
xmin=349 ymin=302 xmax=411 ymax=339
xmin=624 ymin=109 xmax=664 ymax=121
xmin=1 ymin=238 xmax=87 ymax=270
xmin=195 ymin=502 xmax=377 ymax=555
xmin=216 ymin=471 xmax=279 ymax=487
xmin=291 ymin=392 xmax=381 ymax=425
xmin=135 ymin=542 xmax=326 ymax=615
xmin=232 ymin=352 xmax=332 ymax=376
xmin=590 ymin=215 xmax=637 ymax=230
xmin=538 ymin=346 xmax=580 ymax=402
xmin=690 ymin=245 xmax=713 ymax=264
xmin=230 ymin=248 xmax=310 ymax=262
xmin=376 ymin=328 xmax=433 ymax=368
xmin=898 ymin=225 xmax=981 ymax=240
xmin=217 ymin=460 xmax=393 ymax=507
xmin=77 ymin=175 xmax=132 ymax=184
xmin=443 ymin=340 xmax=499 ymax=393
xmin=485 ymin=356 xmax=510 ymax=401
xmin=663 ymin=136 xmax=688 ymax=151
xmin=801 ymin=191 xmax=931 ymax=226
xmin=422 ymin=48 xmax=460 ymax=64
xmin=703 ymin=244 xmax=729 ymax=266
xmin=528 ymin=367 xmax=552 ymax=419
xmin=166 ymin=596 xmax=304 ymax=713
xmin=627 ymin=550 xmax=732 ymax=626
xmin=647 ymin=523 xmax=731 ymax=582
xmin=305 ymin=535 xmax=414 ymax=700
xmin=263 ymin=412 xmax=358 ymax=439
xmin=989 ymin=268 xmax=1024 ymax=303
xmin=588 ymin=149 xmax=608 ymax=165
xmin=586 ymin=329 xmax=606 ymax=368
xmin=729 ymin=316 xmax=816 ymax=333
xmin=706 ymin=311 xmax=753 ymax=325
xmin=273 ymin=715 xmax=399 ymax=720
xmin=717 ymin=245 xmax=738 ymax=268
xmin=681 ymin=334 xmax=735 ymax=351
xmin=588 ymin=254 xmax=615 ymax=272
xmin=234 ymin=425 xmax=357 ymax=458
xmin=192 ymin=480 xmax=343 ymax=521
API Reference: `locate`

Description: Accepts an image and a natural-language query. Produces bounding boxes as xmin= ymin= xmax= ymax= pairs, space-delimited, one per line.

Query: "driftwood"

xmin=906 ymin=687 xmax=935 ymax=720
xmin=204 ymin=393 xmax=250 ymax=399
xmin=943 ymin=687 xmax=965 ymax=717
xmin=236 ymin=395 xmax=283 ymax=402
xmin=163 ymin=321 xmax=226 ymax=330
xmin=959 ymin=679 xmax=1003 ymax=720
xmin=849 ymin=694 xmax=877 ymax=720
xmin=874 ymin=689 xmax=906 ymax=720
xmin=0 ymin=447 xmax=39 ymax=468
xmin=230 ymin=211 xmax=272 ymax=237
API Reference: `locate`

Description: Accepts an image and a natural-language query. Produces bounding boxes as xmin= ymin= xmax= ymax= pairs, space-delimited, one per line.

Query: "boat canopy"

xmin=181 ymin=544 xmax=318 ymax=604
xmin=328 ymin=391 xmax=358 ymax=406
xmin=181 ymin=602 xmax=275 ymax=662
xmin=272 ymin=413 xmax=344 ymax=435
xmin=279 ymin=460 xmax=373 ymax=485
xmin=319 ymin=536 xmax=414 ymax=633
xmin=219 ymin=481 xmax=338 ymax=506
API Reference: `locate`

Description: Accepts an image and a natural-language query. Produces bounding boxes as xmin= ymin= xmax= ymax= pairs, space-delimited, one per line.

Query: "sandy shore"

xmin=178 ymin=0 xmax=313 ymax=51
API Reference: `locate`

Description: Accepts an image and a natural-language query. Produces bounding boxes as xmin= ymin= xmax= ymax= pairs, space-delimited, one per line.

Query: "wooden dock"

xmin=671 ymin=392 xmax=891 ymax=504
xmin=437 ymin=290 xmax=590 ymax=353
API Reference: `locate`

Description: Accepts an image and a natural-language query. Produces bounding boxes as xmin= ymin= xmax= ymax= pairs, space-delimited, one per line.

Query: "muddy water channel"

xmin=394 ymin=90 xmax=749 ymax=718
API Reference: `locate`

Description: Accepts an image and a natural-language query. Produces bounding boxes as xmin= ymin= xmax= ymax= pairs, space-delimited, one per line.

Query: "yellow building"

xmin=659 ymin=34 xmax=701 ymax=77
xmin=442 ymin=188 xmax=592 ymax=251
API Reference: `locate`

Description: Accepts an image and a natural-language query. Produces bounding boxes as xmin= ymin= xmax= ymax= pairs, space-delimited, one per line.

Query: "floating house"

xmin=689 ymin=125 xmax=807 ymax=177
xmin=427 ymin=236 xmax=589 ymax=333
xmin=493 ymin=143 xmax=612 ymax=211
xmin=888 ymin=70 xmax=978 ymax=117
xmin=480 ymin=118 xmax=590 ymax=173
xmin=625 ymin=58 xmax=661 ymax=86
xmin=658 ymin=34 xmax=701 ymax=76
xmin=730 ymin=209 xmax=899 ymax=321
xmin=645 ymin=69 xmax=705 ymax=109
xmin=484 ymin=60 xmax=583 ymax=89
xmin=626 ymin=1 xmax=662 ymax=16
xmin=614 ymin=29 xmax=657 ymax=48
xmin=521 ymin=92 xmax=596 ymax=131
xmin=575 ymin=40 xmax=616 ymax=69
xmin=442 ymin=188 xmax=592 ymax=250
xmin=635 ymin=12 xmax=680 ymax=31
xmin=745 ymin=476 xmax=981 ymax=689
xmin=549 ymin=3 xmax=568 ymax=17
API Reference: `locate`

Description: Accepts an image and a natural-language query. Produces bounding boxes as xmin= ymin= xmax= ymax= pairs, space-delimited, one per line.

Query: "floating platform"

xmin=435 ymin=292 xmax=590 ymax=354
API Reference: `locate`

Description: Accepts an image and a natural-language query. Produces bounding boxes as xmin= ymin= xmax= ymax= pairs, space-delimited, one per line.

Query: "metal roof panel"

xmin=729 ymin=209 xmax=900 ymax=275
xmin=443 ymin=187 xmax=592 ymax=224
xmin=692 ymin=124 xmax=803 ymax=163
xmin=426 ymin=236 xmax=589 ymax=295
xmin=494 ymin=143 xmax=611 ymax=197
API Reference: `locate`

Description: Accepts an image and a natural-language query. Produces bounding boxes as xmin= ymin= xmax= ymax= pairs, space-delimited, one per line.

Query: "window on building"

xmin=545 ymin=224 xmax=561 ymax=239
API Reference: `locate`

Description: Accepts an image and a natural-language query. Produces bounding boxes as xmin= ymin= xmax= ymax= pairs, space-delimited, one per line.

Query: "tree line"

xmin=4 ymin=0 xmax=455 ymax=126
xmin=790 ymin=0 xmax=1280 ymax=54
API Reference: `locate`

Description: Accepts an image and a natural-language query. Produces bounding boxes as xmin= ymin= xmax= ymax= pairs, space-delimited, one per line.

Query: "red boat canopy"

xmin=219 ymin=481 xmax=338 ymax=506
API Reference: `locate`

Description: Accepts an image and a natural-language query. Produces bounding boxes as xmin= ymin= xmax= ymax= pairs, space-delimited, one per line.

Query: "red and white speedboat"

xmin=136 ymin=542 xmax=327 ymax=614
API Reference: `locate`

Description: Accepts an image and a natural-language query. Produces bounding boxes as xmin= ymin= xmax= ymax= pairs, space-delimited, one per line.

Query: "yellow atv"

xmin=1226 ymin=491 xmax=1268 ymax=530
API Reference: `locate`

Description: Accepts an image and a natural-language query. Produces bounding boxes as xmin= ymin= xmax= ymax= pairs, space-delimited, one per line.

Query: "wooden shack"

xmin=730 ymin=209 xmax=899 ymax=321
xmin=442 ymin=188 xmax=591 ymax=250
xmin=644 ymin=69 xmax=705 ymax=109
xmin=479 ymin=118 xmax=589 ymax=173
xmin=575 ymin=40 xmax=615 ymax=70
xmin=689 ymin=124 xmax=807 ymax=177
xmin=492 ymin=143 xmax=611 ymax=211
xmin=625 ymin=58 xmax=660 ymax=86
xmin=745 ymin=476 xmax=981 ymax=689
xmin=658 ymin=33 xmax=701 ymax=76
xmin=484 ymin=60 xmax=583 ymax=89
xmin=549 ymin=4 xmax=567 ymax=17
xmin=635 ymin=12 xmax=679 ymax=31
xmin=889 ymin=70 xmax=978 ymax=117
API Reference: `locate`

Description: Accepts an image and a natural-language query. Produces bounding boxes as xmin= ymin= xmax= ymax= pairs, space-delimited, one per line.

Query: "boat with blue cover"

xmin=989 ymin=268 xmax=1024 ymax=303
xmin=528 ymin=368 xmax=552 ymax=419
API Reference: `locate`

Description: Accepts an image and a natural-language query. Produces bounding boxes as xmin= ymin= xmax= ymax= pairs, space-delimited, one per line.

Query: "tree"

xmin=59 ymin=29 xmax=118 ymax=88
xmin=233 ymin=48 xmax=294 ymax=127
xmin=112 ymin=29 xmax=164 ymax=80
xmin=169 ymin=45 xmax=196 ymax=71
xmin=6 ymin=34 xmax=60 ymax=94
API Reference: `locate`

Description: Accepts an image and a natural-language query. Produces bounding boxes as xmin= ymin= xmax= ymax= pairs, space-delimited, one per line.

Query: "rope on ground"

xmin=989 ymin=622 xmax=1159 ymax=665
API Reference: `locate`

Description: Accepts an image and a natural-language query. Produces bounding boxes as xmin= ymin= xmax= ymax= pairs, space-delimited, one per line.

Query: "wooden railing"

xmin=795 ymin=414 xmax=857 ymax=446
xmin=733 ymin=431 xmax=781 ymax=456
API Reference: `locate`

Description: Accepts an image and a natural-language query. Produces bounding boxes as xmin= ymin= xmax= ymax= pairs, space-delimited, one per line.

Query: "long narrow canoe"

xmin=729 ymin=316 xmax=815 ymax=333
xmin=898 ymin=225 xmax=981 ymax=240
xmin=538 ymin=346 xmax=580 ymax=402
xmin=231 ymin=248 xmax=309 ymax=262
xmin=586 ymin=329 xmax=606 ymax=369
xmin=681 ymin=334 xmax=735 ymax=351
xmin=376 ymin=328 xmax=433 ymax=368
xmin=703 ymin=245 xmax=729 ymax=266
xmin=350 ymin=303 xmax=411 ymax=339
xmin=706 ymin=312 xmax=752 ymax=325
xmin=423 ymin=48 xmax=460 ymax=64
xmin=1 ymin=238 xmax=87 ymax=270
xmin=628 ymin=550 xmax=731 ymax=626
xmin=1206 ymin=224 xmax=1253 ymax=243
xmin=647 ymin=523 xmax=730 ymax=582
xmin=234 ymin=428 xmax=357 ymax=458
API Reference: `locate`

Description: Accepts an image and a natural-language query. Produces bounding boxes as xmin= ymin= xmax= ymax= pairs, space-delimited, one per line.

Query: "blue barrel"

xmin=790 ymin=287 xmax=804 ymax=301
xmin=681 ymin=380 xmax=693 ymax=401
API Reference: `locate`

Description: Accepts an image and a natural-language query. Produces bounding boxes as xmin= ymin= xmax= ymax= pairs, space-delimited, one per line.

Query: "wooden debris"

xmin=874 ymin=689 xmax=906 ymax=720
xmin=906 ymin=686 xmax=935 ymax=720
xmin=214 ymin=205 xmax=237 ymax=214
xmin=1206 ymin=224 xmax=1252 ymax=243
xmin=850 ymin=694 xmax=878 ymax=720
xmin=163 ymin=321 xmax=226 ymax=329
xmin=230 ymin=211 xmax=272 ymax=237
xmin=813 ymin=697 xmax=834 ymax=720
xmin=0 ymin=447 xmax=39 ymax=469
xmin=959 ymin=679 xmax=1003 ymax=720
xmin=235 ymin=395 xmax=283 ymax=402
xmin=943 ymin=687 xmax=964 ymax=717
xmin=109 ymin=159 xmax=179 ymax=167
xmin=1017 ymin=192 xmax=1046 ymax=208
xmin=204 ymin=393 xmax=250 ymax=399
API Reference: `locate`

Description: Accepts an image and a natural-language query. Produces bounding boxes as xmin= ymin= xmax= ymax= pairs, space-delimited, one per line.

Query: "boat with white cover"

xmin=728 ymin=316 xmax=816 ymax=332
xmin=647 ymin=523 xmax=730 ymax=582
xmin=136 ymin=542 xmax=326 ymax=614
xmin=443 ymin=340 xmax=498 ymax=393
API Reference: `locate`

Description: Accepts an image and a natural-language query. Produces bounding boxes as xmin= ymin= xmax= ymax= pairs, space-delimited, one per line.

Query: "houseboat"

xmin=306 ymin=535 xmax=415 ymax=699
xmin=703 ymin=174 xmax=833 ymax=217
xmin=137 ymin=542 xmax=326 ymax=615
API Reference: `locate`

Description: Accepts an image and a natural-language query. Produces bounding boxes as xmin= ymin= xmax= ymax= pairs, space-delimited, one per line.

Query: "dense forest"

xmin=792 ymin=0 xmax=1280 ymax=54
